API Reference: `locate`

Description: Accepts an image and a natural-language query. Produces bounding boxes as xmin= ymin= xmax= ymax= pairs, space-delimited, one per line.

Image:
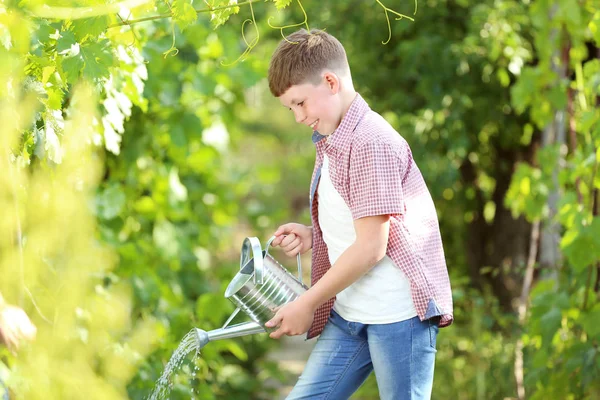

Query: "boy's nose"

xmin=294 ymin=110 xmax=306 ymax=124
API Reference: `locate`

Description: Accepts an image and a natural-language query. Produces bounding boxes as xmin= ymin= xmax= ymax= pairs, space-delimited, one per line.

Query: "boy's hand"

xmin=265 ymin=297 xmax=315 ymax=339
xmin=0 ymin=304 xmax=37 ymax=352
xmin=271 ymin=223 xmax=312 ymax=257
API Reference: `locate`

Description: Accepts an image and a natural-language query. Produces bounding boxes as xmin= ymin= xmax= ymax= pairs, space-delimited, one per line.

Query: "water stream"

xmin=147 ymin=329 xmax=200 ymax=400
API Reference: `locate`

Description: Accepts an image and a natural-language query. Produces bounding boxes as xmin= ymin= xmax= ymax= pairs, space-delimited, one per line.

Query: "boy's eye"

xmin=298 ymin=101 xmax=304 ymax=107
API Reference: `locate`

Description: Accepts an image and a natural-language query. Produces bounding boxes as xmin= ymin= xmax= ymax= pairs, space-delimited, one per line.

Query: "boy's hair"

xmin=268 ymin=29 xmax=350 ymax=97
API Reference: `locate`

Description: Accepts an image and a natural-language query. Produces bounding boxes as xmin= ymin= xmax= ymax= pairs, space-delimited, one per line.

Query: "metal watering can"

xmin=195 ymin=236 xmax=308 ymax=349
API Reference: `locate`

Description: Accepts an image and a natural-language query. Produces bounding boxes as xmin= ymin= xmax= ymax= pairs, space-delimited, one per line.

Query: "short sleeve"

xmin=348 ymin=140 xmax=408 ymax=219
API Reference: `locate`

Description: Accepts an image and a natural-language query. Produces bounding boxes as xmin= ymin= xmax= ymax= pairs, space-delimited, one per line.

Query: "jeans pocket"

xmin=428 ymin=317 xmax=440 ymax=349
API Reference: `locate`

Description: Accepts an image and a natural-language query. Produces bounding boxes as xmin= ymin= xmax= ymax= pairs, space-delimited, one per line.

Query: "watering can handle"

xmin=241 ymin=237 xmax=264 ymax=285
xmin=265 ymin=235 xmax=303 ymax=285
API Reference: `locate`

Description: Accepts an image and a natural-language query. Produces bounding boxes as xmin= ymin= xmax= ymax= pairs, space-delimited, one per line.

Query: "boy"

xmin=265 ymin=29 xmax=453 ymax=399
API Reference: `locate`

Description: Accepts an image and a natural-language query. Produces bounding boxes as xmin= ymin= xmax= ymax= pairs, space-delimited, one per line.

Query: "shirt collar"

xmin=311 ymin=93 xmax=370 ymax=148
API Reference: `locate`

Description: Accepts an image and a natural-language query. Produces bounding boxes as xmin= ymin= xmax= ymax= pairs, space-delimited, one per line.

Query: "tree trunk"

xmin=461 ymin=145 xmax=533 ymax=313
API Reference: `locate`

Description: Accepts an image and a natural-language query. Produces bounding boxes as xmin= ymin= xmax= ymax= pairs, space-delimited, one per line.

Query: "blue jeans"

xmin=287 ymin=311 xmax=439 ymax=400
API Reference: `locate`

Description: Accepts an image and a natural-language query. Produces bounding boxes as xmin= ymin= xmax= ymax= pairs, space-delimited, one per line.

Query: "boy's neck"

xmin=326 ymin=89 xmax=357 ymax=137
xmin=340 ymin=90 xmax=358 ymax=118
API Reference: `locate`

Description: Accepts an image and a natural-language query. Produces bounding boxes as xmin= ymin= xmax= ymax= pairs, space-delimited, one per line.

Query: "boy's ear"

xmin=322 ymin=72 xmax=340 ymax=94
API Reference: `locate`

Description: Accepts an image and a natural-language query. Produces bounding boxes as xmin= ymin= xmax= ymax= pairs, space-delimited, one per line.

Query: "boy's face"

xmin=278 ymin=73 xmax=343 ymax=136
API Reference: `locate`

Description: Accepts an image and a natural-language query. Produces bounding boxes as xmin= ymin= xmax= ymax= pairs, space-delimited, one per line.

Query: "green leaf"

xmin=96 ymin=185 xmax=126 ymax=220
xmin=41 ymin=65 xmax=54 ymax=84
xmin=81 ymin=40 xmax=114 ymax=81
xmin=187 ymin=147 xmax=218 ymax=173
xmin=504 ymin=163 xmax=547 ymax=221
xmin=547 ymin=84 xmax=567 ymax=110
xmin=510 ymin=67 xmax=538 ymax=113
xmin=594 ymin=119 xmax=600 ymax=141
xmin=61 ymin=54 xmax=84 ymax=84
xmin=579 ymin=110 xmax=598 ymax=133
xmin=174 ymin=0 xmax=198 ymax=31
xmin=536 ymin=144 xmax=560 ymax=176
xmin=561 ymin=218 xmax=600 ymax=272
xmin=44 ymin=86 xmax=62 ymax=110
xmin=590 ymin=12 xmax=600 ymax=46
xmin=60 ymin=39 xmax=114 ymax=83
xmin=34 ymin=21 xmax=58 ymax=45
xmin=273 ymin=0 xmax=292 ymax=10
xmin=530 ymin=279 xmax=557 ymax=306
xmin=210 ymin=4 xmax=240 ymax=28
xmin=561 ymin=0 xmax=581 ymax=27
xmin=557 ymin=191 xmax=581 ymax=228
xmin=56 ymin=30 xmax=76 ymax=54
xmin=580 ymin=305 xmax=600 ymax=338
xmin=496 ymin=68 xmax=510 ymax=87
xmin=520 ymin=123 xmax=534 ymax=145
xmin=71 ymin=16 xmax=109 ymax=41
xmin=196 ymin=293 xmax=232 ymax=327
xmin=170 ymin=125 xmax=187 ymax=148
xmin=152 ymin=218 xmax=180 ymax=259
xmin=539 ymin=307 xmax=561 ymax=344
xmin=133 ymin=196 xmax=156 ymax=215
xmin=224 ymin=341 xmax=248 ymax=361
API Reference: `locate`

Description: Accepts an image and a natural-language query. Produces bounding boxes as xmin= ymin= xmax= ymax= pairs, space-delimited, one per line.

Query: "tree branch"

xmin=515 ymin=219 xmax=540 ymax=400
xmin=30 ymin=0 xmax=154 ymax=20
xmin=108 ymin=0 xmax=261 ymax=28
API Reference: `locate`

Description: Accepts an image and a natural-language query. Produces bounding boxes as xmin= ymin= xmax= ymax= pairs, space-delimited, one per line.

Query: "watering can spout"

xmin=194 ymin=328 xmax=210 ymax=350
xmin=194 ymin=322 xmax=266 ymax=350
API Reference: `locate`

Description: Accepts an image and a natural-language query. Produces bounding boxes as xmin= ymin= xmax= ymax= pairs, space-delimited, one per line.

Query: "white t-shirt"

xmin=317 ymin=155 xmax=417 ymax=324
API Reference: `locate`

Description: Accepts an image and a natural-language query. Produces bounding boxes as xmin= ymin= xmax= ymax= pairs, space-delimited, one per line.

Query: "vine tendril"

xmin=163 ymin=22 xmax=179 ymax=57
xmin=221 ymin=0 xmax=259 ymax=66
xmin=267 ymin=0 xmax=309 ymax=44
xmin=375 ymin=0 xmax=415 ymax=45
xmin=162 ymin=0 xmax=179 ymax=57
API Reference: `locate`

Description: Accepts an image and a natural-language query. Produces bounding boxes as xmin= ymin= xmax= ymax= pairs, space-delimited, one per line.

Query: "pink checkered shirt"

xmin=306 ymin=93 xmax=453 ymax=339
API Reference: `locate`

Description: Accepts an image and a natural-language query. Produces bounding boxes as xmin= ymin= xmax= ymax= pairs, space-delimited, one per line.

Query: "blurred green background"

xmin=0 ymin=0 xmax=599 ymax=399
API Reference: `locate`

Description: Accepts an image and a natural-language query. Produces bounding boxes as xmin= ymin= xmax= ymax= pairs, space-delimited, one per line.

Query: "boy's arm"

xmin=266 ymin=214 xmax=390 ymax=338
xmin=301 ymin=215 xmax=389 ymax=310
